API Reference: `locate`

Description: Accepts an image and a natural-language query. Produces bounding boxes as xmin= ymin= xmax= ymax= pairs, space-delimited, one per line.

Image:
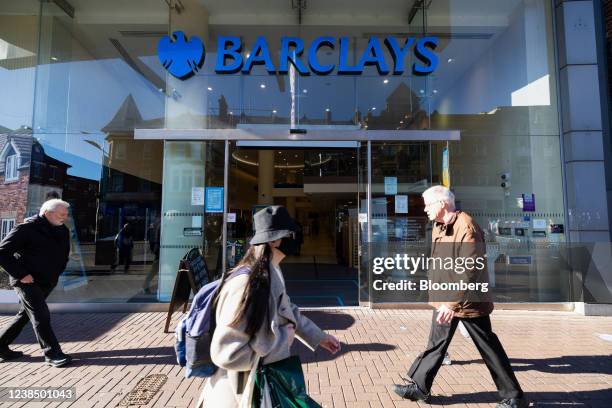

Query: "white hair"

xmin=422 ymin=185 xmax=455 ymax=210
xmin=39 ymin=199 xmax=70 ymax=216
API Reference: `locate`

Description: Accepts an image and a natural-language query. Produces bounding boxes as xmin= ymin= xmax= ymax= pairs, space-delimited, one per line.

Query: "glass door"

xmin=226 ymin=141 xmax=363 ymax=306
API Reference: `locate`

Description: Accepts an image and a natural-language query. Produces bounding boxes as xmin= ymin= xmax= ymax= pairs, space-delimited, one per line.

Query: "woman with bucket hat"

xmin=200 ymin=205 xmax=341 ymax=407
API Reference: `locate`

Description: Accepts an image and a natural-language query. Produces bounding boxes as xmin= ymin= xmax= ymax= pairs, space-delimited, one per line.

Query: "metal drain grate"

xmin=118 ymin=374 xmax=167 ymax=406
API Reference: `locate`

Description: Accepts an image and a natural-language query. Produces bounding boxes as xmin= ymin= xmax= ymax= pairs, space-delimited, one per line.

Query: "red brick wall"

xmin=0 ymin=169 xmax=30 ymax=224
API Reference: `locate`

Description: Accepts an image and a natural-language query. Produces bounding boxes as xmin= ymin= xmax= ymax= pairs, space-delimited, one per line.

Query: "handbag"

xmin=252 ymin=356 xmax=321 ymax=408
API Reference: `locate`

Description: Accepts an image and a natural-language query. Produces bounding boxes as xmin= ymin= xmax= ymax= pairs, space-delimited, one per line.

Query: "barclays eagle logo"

xmin=158 ymin=31 xmax=205 ymax=79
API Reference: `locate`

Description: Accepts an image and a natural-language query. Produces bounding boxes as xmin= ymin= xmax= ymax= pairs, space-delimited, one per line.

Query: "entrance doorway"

xmin=226 ymin=141 xmax=361 ymax=306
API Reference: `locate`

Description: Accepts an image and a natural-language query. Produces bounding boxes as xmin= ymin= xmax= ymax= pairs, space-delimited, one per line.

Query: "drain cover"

xmin=118 ymin=374 xmax=168 ymax=406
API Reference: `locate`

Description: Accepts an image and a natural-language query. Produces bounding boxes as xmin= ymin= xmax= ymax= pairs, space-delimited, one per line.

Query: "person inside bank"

xmin=200 ymin=205 xmax=341 ymax=407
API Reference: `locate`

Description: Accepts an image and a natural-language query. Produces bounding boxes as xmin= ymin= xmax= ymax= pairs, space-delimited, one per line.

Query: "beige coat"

xmin=200 ymin=263 xmax=326 ymax=407
xmin=429 ymin=211 xmax=494 ymax=318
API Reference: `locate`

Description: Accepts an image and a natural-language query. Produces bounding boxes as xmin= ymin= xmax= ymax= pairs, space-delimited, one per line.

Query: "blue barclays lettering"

xmin=242 ymin=35 xmax=276 ymax=73
xmin=413 ymin=36 xmax=439 ymax=75
xmin=353 ymin=37 xmax=389 ymax=75
xmin=307 ymin=36 xmax=336 ymax=75
xmin=278 ymin=37 xmax=309 ymax=74
xmin=338 ymin=37 xmax=359 ymax=73
xmin=384 ymin=37 xmax=415 ymax=74
xmin=215 ymin=36 xmax=242 ymax=74
xmin=157 ymin=33 xmax=440 ymax=77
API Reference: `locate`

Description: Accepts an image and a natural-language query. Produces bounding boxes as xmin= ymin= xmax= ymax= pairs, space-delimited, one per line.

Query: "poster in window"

xmin=205 ymin=187 xmax=224 ymax=213
xmin=442 ymin=147 xmax=450 ymax=187
xmin=395 ymin=195 xmax=408 ymax=214
xmin=522 ymin=193 xmax=535 ymax=212
xmin=191 ymin=187 xmax=205 ymax=206
xmin=384 ymin=177 xmax=397 ymax=195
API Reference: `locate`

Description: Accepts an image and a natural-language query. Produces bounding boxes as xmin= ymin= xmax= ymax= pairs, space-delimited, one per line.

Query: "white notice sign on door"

xmin=395 ymin=195 xmax=408 ymax=214
xmin=191 ymin=187 xmax=205 ymax=206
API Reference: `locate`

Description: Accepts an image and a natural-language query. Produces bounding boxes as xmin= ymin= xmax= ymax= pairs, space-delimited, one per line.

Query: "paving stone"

xmin=0 ymin=310 xmax=609 ymax=407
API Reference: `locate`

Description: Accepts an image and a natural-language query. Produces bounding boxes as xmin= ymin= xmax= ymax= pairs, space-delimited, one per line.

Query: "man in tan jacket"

xmin=393 ymin=186 xmax=526 ymax=408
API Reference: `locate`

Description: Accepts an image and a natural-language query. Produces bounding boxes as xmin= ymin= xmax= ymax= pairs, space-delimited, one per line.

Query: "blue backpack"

xmin=175 ymin=267 xmax=249 ymax=378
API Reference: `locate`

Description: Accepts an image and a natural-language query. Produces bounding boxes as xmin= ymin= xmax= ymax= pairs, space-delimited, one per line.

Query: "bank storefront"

xmin=1 ymin=0 xmax=577 ymax=309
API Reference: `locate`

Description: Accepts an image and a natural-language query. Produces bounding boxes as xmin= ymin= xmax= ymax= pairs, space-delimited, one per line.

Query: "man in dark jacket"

xmin=393 ymin=186 xmax=526 ymax=408
xmin=0 ymin=199 xmax=72 ymax=367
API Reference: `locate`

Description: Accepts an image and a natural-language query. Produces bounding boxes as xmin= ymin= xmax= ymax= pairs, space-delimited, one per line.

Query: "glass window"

xmin=114 ymin=142 xmax=127 ymax=160
xmin=27 ymin=0 xmax=167 ymax=303
xmin=2 ymin=0 xmax=566 ymax=305
xmin=158 ymin=141 xmax=224 ymax=301
xmin=0 ymin=218 xmax=15 ymax=241
xmin=4 ymin=154 xmax=18 ymax=181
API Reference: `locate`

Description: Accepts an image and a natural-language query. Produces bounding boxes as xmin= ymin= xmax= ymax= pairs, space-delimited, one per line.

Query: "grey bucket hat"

xmin=250 ymin=205 xmax=297 ymax=245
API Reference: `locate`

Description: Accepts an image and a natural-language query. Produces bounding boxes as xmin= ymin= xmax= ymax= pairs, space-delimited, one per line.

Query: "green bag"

xmin=252 ymin=355 xmax=321 ymax=408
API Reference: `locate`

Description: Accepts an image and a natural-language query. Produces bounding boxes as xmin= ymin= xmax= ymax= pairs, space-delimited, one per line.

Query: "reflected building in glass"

xmin=0 ymin=0 xmax=610 ymax=311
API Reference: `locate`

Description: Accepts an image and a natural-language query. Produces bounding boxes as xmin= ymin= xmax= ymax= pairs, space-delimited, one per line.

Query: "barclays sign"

xmin=158 ymin=31 xmax=438 ymax=80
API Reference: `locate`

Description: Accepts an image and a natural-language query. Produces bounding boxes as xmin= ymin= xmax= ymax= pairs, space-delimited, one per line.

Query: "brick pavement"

xmin=0 ymin=309 xmax=610 ymax=408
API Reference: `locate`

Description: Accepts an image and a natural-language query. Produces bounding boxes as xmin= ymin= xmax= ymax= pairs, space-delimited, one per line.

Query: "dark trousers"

xmin=112 ymin=248 xmax=132 ymax=271
xmin=0 ymin=283 xmax=62 ymax=357
xmin=407 ymin=312 xmax=523 ymax=399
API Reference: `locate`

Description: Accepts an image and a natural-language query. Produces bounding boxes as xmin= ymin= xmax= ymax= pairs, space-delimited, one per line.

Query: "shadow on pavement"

xmin=510 ymin=355 xmax=612 ymax=375
xmin=300 ymin=310 xmax=356 ymax=331
xmin=295 ymin=341 xmax=397 ymax=364
xmin=430 ymin=389 xmax=612 ymax=407
xmin=294 ymin=310 xmax=396 ymax=363
xmin=5 ymin=345 xmax=175 ymax=366
xmin=447 ymin=355 xmax=612 ymax=375
xmin=70 ymin=346 xmax=175 ymax=366
xmin=1 ymin=312 xmax=133 ymax=343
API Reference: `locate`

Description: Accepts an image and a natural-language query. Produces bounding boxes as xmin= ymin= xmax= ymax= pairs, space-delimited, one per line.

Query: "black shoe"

xmin=0 ymin=348 xmax=24 ymax=362
xmin=45 ymin=352 xmax=72 ymax=367
xmin=496 ymin=397 xmax=528 ymax=408
xmin=393 ymin=382 xmax=430 ymax=402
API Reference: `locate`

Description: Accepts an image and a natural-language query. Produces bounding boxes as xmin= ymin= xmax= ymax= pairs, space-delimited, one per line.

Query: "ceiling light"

xmin=433 ymin=89 xmax=438 ymax=94
xmin=419 ymin=89 xmax=424 ymax=94
xmin=447 ymin=58 xmax=455 ymax=63
xmin=272 ymin=109 xmax=277 ymax=114
xmin=325 ymin=108 xmax=330 ymax=112
xmin=371 ymin=107 xmax=376 ymax=110
xmin=383 ymin=79 xmax=389 ymax=84
xmin=260 ymin=84 xmax=266 ymax=89
xmin=207 ymin=87 xmax=213 ymax=91
xmin=302 ymin=89 xmax=308 ymax=93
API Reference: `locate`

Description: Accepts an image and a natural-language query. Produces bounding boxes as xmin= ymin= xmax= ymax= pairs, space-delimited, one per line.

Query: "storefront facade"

xmin=0 ymin=0 xmax=610 ymax=311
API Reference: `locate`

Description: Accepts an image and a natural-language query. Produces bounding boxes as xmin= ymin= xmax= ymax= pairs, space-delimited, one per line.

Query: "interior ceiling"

xmin=47 ymin=0 xmax=521 ymax=28
xmin=44 ymin=0 xmax=520 ymax=21
xmin=201 ymin=0 xmax=520 ymax=26
xmin=2 ymin=0 xmax=522 ymax=60
xmin=2 ymin=0 xmax=524 ymax=104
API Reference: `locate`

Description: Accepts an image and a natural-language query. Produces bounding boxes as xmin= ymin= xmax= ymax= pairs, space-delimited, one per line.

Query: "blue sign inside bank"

xmin=158 ymin=31 xmax=438 ymax=79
